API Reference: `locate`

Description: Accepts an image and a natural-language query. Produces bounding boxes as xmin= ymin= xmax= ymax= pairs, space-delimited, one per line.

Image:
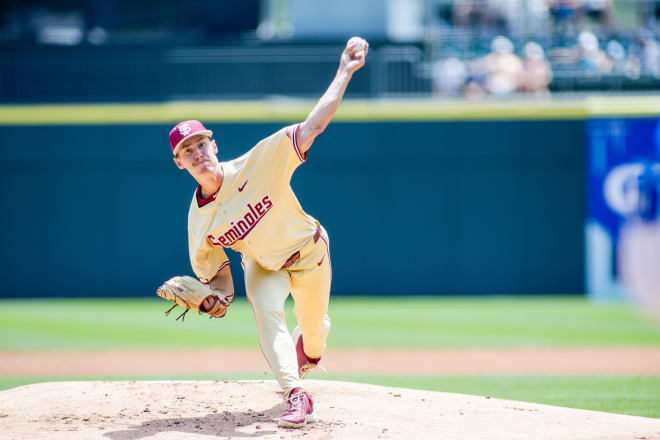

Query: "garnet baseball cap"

xmin=169 ymin=120 xmax=213 ymax=156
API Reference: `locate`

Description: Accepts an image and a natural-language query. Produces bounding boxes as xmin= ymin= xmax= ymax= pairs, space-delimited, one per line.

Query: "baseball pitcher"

xmin=157 ymin=37 xmax=369 ymax=428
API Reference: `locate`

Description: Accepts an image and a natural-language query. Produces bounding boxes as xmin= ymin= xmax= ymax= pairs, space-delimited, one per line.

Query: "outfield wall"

xmin=4 ymin=98 xmax=656 ymax=298
xmin=0 ymin=100 xmax=596 ymax=298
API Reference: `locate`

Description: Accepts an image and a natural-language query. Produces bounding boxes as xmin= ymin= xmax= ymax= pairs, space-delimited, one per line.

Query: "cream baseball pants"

xmin=243 ymin=227 xmax=331 ymax=397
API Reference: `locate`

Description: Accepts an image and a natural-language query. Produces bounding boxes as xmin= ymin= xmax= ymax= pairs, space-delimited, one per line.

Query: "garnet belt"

xmin=281 ymin=225 xmax=321 ymax=269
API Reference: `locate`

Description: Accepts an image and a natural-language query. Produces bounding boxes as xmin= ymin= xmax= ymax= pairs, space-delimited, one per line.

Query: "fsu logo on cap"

xmin=169 ymin=120 xmax=214 ymax=156
xmin=178 ymin=123 xmax=192 ymax=136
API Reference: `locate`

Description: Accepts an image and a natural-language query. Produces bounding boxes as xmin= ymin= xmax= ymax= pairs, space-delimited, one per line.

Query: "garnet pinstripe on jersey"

xmin=187 ymin=124 xmax=320 ymax=283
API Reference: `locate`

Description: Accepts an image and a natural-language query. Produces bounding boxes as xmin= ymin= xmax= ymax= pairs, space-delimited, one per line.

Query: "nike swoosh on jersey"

xmin=238 ymin=181 xmax=248 ymax=192
xmin=317 ymin=255 xmax=325 ymax=266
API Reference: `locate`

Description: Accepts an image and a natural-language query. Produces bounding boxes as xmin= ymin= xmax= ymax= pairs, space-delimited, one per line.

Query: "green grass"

xmin=2 ymin=296 xmax=659 ymax=419
xmin=1 ymin=374 xmax=657 ymax=418
xmin=329 ymin=374 xmax=660 ymax=419
xmin=1 ymin=296 xmax=659 ymax=350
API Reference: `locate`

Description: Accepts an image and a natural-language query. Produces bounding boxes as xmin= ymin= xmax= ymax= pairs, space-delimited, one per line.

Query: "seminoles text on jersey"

xmin=207 ymin=195 xmax=273 ymax=247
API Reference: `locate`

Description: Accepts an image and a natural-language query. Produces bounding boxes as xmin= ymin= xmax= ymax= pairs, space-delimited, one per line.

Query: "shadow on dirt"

xmin=103 ymin=401 xmax=288 ymax=439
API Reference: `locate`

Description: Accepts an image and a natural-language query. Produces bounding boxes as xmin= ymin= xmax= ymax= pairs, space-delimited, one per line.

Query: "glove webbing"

xmin=164 ymin=303 xmax=191 ymax=322
xmin=163 ymin=294 xmax=220 ymax=321
xmin=161 ymin=290 xmax=197 ymax=322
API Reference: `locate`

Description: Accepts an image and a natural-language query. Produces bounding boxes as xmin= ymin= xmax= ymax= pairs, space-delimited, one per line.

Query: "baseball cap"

xmin=169 ymin=120 xmax=213 ymax=156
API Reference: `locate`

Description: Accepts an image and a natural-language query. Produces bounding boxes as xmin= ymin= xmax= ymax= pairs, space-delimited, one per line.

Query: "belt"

xmin=281 ymin=224 xmax=321 ymax=269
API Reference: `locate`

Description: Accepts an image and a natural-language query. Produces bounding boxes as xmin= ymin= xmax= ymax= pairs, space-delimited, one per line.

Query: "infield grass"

xmin=2 ymin=296 xmax=659 ymax=418
xmin=1 ymin=296 xmax=659 ymax=350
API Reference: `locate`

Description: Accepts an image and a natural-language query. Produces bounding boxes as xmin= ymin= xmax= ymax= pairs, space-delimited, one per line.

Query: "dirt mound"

xmin=0 ymin=380 xmax=659 ymax=440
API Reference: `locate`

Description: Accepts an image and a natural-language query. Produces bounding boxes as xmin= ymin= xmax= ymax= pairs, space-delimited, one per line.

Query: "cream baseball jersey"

xmin=187 ymin=124 xmax=320 ymax=283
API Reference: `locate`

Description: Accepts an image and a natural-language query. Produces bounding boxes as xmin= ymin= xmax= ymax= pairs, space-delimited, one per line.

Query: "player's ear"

xmin=211 ymin=139 xmax=218 ymax=155
xmin=173 ymin=156 xmax=185 ymax=170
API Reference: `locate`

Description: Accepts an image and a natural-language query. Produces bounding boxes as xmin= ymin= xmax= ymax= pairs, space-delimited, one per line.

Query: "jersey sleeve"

xmin=252 ymin=123 xmax=307 ymax=185
xmin=188 ymin=223 xmax=230 ymax=284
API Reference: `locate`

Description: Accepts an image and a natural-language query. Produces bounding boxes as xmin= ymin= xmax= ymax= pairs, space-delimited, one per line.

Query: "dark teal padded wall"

xmin=0 ymin=120 xmax=585 ymax=297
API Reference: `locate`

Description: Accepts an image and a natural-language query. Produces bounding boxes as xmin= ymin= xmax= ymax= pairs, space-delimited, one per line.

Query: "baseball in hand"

xmin=347 ymin=36 xmax=366 ymax=57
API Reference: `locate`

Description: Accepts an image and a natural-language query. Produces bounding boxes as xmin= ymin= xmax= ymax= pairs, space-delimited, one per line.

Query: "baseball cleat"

xmin=292 ymin=326 xmax=323 ymax=378
xmin=278 ymin=388 xmax=317 ymax=428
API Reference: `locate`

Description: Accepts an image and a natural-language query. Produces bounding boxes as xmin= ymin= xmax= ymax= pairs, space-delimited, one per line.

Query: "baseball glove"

xmin=156 ymin=276 xmax=233 ymax=321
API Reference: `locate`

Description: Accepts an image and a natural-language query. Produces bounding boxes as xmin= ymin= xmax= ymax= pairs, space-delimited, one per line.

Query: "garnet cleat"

xmin=278 ymin=388 xmax=317 ymax=428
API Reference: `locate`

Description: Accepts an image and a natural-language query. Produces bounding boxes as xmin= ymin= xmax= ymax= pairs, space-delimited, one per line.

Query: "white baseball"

xmin=347 ymin=36 xmax=366 ymax=56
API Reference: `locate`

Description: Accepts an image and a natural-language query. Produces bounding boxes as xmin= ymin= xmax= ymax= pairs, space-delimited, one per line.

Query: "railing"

xmin=375 ymin=46 xmax=433 ymax=97
xmin=0 ymin=42 xmax=658 ymax=103
xmin=0 ymin=46 xmax=355 ymax=103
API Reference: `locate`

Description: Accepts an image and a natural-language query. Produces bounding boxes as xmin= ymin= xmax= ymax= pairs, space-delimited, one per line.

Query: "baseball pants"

xmin=243 ymin=227 xmax=332 ymax=397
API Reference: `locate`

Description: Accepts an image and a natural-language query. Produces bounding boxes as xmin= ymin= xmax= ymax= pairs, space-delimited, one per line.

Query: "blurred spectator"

xmin=623 ymin=54 xmax=643 ymax=80
xmin=549 ymin=0 xmax=579 ymax=37
xmin=640 ymin=33 xmax=660 ymax=78
xmin=447 ymin=0 xmax=547 ymax=39
xmin=453 ymin=0 xmax=491 ymax=28
xmin=483 ymin=35 xmax=524 ymax=95
xmin=487 ymin=0 xmax=518 ymax=35
xmin=518 ymin=0 xmax=552 ymax=39
xmin=462 ymin=57 xmax=488 ymax=99
xmin=432 ymin=57 xmax=468 ymax=97
xmin=582 ymin=0 xmax=613 ymax=31
xmin=520 ymin=41 xmax=553 ymax=95
xmin=577 ymin=30 xmax=613 ymax=76
xmin=460 ymin=35 xmax=524 ymax=99
xmin=605 ymin=39 xmax=626 ymax=74
xmin=453 ymin=0 xmax=509 ymax=34
xmin=627 ymin=30 xmax=660 ymax=79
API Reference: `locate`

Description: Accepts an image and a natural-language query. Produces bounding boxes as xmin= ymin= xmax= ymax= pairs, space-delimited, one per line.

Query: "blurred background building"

xmin=1 ymin=0 xmax=659 ymax=102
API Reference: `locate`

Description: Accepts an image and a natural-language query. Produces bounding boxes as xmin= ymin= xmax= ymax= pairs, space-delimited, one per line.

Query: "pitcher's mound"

xmin=0 ymin=380 xmax=658 ymax=440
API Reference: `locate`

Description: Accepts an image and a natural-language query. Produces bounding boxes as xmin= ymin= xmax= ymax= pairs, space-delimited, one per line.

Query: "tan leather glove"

xmin=156 ymin=275 xmax=233 ymax=321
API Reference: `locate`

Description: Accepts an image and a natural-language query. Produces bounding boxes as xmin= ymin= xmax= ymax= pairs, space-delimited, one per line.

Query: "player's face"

xmin=174 ymin=135 xmax=219 ymax=177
